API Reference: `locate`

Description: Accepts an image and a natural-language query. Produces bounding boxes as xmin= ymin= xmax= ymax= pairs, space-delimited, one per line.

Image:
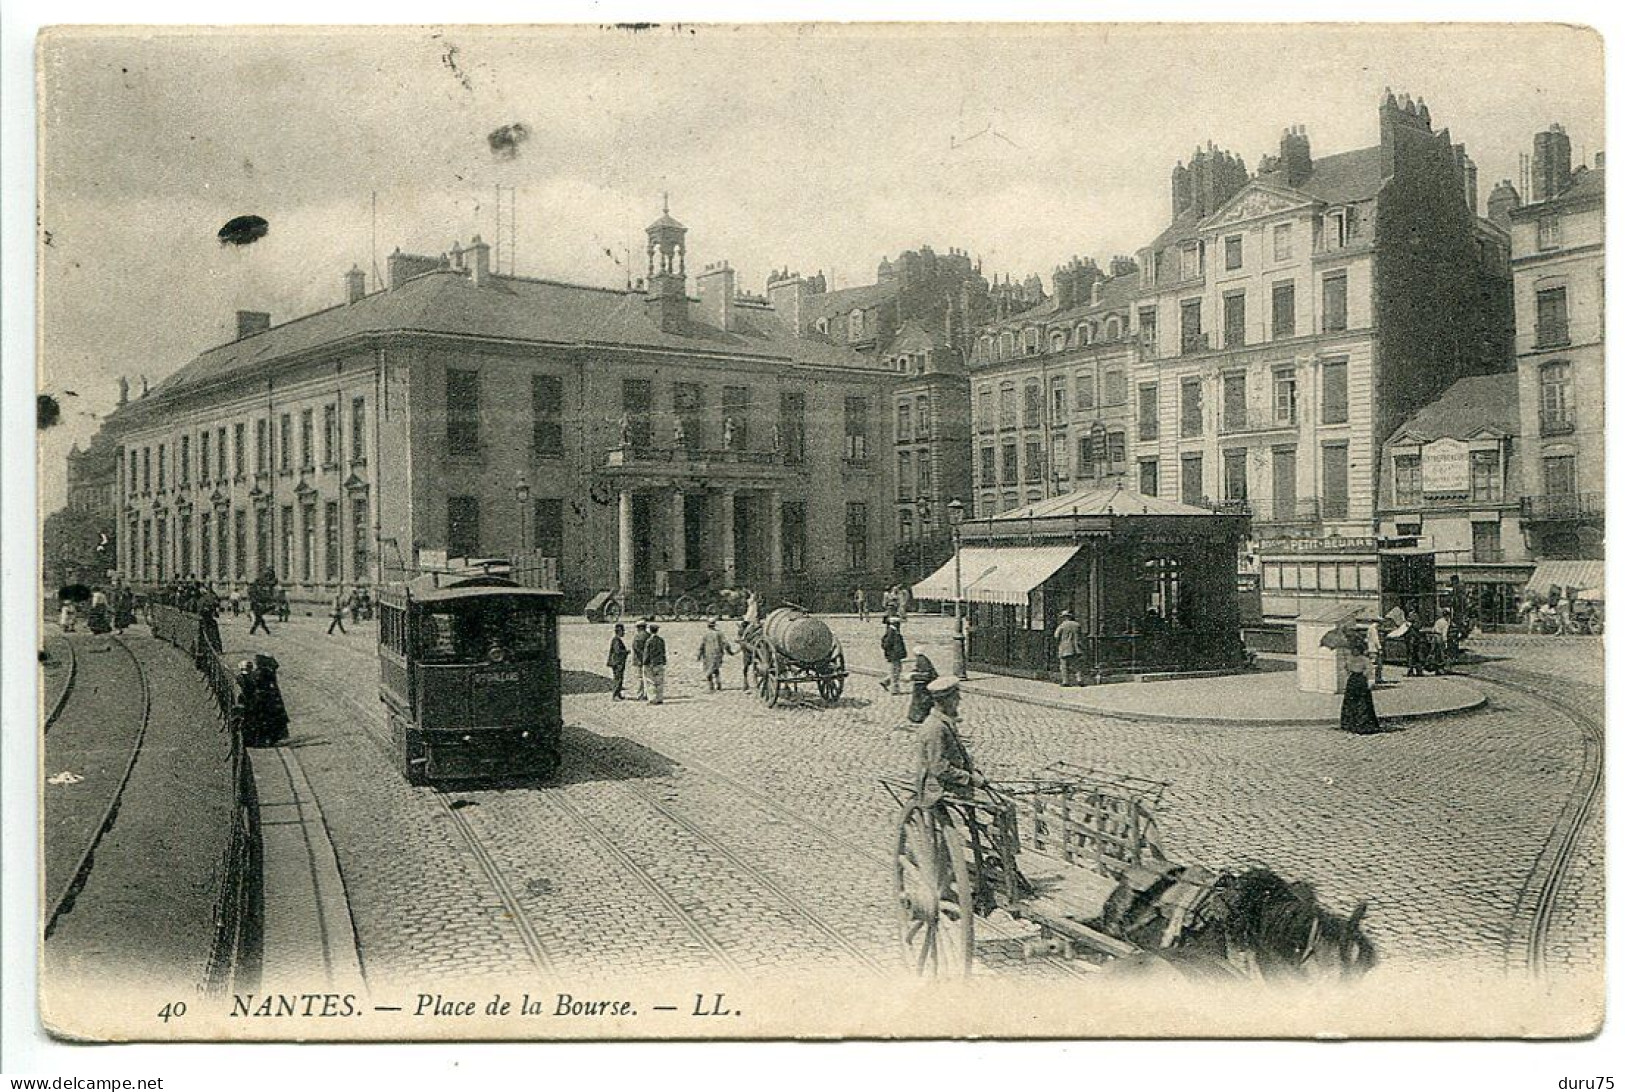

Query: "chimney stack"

xmin=1280 ymin=125 xmax=1312 ymax=189
xmin=467 ymin=235 xmax=492 ymax=287
xmin=117 ymin=375 xmax=129 ymax=406
xmin=345 ymin=265 xmax=366 ymax=304
xmin=1487 ymin=180 xmax=1521 ymax=229
xmin=695 ymin=261 xmax=737 ymax=331
xmin=236 ymin=310 xmax=271 ymax=340
xmin=1532 ymin=123 xmax=1573 ymax=202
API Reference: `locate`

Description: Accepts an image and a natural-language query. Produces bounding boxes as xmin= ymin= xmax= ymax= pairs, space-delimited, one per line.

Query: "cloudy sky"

xmin=37 ymin=23 xmax=1602 ymax=509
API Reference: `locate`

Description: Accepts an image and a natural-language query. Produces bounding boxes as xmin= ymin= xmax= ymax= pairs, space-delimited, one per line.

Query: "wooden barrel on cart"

xmin=762 ymin=606 xmax=836 ymax=665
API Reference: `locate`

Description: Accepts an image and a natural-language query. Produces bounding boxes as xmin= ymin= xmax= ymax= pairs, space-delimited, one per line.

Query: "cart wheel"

xmin=674 ymin=594 xmax=698 ymax=620
xmin=602 ymin=599 xmax=622 ymax=625
xmin=764 ymin=668 xmax=783 ymax=708
xmin=895 ymin=803 xmax=974 ymax=977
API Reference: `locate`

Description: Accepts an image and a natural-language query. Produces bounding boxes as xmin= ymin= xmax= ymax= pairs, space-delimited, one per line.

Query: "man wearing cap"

xmin=644 ymin=623 xmax=668 ymax=704
xmin=629 ymin=620 xmax=651 ymax=700
xmin=1053 ymin=609 xmax=1083 ymax=687
xmin=880 ymin=616 xmax=908 ymax=693
xmin=913 ymin=676 xmax=987 ymax=804
xmin=696 ymin=618 xmax=729 ymax=692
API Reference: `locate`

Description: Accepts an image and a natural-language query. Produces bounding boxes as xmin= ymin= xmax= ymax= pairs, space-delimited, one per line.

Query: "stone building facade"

xmin=1507 ymin=128 xmax=1605 ymax=560
xmin=113 ymin=208 xmax=894 ymax=608
xmin=1128 ymin=92 xmax=1513 ymax=548
xmin=884 ymin=320 xmax=972 ymax=582
xmin=967 ymin=260 xmax=1140 ymax=517
xmin=1376 ymin=371 xmax=1530 ymax=623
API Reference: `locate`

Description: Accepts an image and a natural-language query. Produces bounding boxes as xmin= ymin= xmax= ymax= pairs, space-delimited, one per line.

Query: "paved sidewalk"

xmin=250 ymin=745 xmax=367 ymax=992
xmin=820 ymin=615 xmax=1486 ymax=725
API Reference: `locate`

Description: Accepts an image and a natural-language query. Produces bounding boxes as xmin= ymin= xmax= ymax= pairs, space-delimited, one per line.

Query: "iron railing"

xmin=1520 ymin=491 xmax=1604 ymax=522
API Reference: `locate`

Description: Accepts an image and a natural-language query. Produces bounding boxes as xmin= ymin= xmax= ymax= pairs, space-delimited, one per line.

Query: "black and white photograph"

xmin=19 ymin=19 xmax=1607 ymax=1046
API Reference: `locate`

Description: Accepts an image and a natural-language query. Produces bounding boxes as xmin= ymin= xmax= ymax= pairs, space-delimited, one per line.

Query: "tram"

xmin=377 ymin=561 xmax=563 ymax=786
xmin=1256 ymin=536 xmax=1444 ymax=660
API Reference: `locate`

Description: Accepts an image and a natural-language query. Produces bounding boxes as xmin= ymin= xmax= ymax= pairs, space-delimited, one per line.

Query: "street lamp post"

xmin=948 ymin=497 xmax=966 ymax=678
xmin=514 ymin=474 xmax=531 ymax=555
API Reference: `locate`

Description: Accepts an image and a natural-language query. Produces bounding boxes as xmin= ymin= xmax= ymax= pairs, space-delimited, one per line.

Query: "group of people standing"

xmin=605 ymin=619 xmax=671 ymax=704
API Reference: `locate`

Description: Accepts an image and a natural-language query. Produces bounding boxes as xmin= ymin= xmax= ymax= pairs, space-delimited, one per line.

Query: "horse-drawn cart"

xmin=882 ymin=762 xmax=1375 ymax=980
xmin=746 ymin=606 xmax=848 ymax=707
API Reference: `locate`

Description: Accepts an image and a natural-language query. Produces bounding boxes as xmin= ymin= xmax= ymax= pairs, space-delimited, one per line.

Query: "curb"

xmin=846 ymin=663 xmax=1489 ymax=727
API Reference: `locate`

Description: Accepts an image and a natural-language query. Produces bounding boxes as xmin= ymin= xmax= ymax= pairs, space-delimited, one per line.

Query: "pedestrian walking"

xmin=880 ymin=616 xmax=908 ymax=693
xmin=228 ymin=587 xmax=242 ymax=617
xmin=644 ymin=623 xmax=668 ymax=704
xmin=248 ymin=586 xmax=271 ymax=636
xmin=1053 ymin=610 xmax=1083 ymax=686
xmin=882 ymin=586 xmax=899 ymax=619
xmin=606 ymin=623 xmax=629 ymax=700
xmin=1365 ymin=619 xmax=1385 ymax=686
xmin=630 ymin=620 xmax=650 ymax=700
xmin=277 ymin=586 xmax=291 ymax=623
xmin=1401 ymin=608 xmax=1423 ymax=677
xmin=113 ymin=584 xmax=135 ymax=633
xmin=348 ymin=588 xmax=362 ymax=625
xmin=1556 ymin=591 xmax=1575 ymax=636
xmin=1338 ymin=660 xmax=1383 ymax=735
xmin=853 ymin=587 xmax=868 ymax=623
xmin=327 ymin=589 xmax=349 ymax=635
xmin=58 ymin=598 xmax=78 ymax=633
xmin=696 ymin=619 xmax=729 ymax=691
xmin=1428 ymin=611 xmax=1451 ymax=674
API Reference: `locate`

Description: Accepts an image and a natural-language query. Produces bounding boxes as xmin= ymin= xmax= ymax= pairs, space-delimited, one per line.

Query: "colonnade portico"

xmin=615 ymin=483 xmax=784 ymax=595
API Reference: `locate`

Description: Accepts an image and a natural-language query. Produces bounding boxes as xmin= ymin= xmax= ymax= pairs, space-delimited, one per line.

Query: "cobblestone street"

xmin=214 ymin=611 xmax=1603 ymax=994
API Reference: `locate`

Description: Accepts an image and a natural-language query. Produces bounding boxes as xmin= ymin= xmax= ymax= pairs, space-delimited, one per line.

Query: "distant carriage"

xmin=743 ymin=606 xmax=848 ymax=708
xmin=595 ymin=570 xmax=749 ymax=623
xmin=377 ymin=565 xmax=563 ymax=786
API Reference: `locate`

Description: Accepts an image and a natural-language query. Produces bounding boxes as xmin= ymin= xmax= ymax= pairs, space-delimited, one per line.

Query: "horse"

xmin=1102 ymin=866 xmax=1377 ymax=983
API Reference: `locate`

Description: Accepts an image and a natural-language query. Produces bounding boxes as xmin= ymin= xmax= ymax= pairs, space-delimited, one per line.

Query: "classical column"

xmin=766 ymin=490 xmax=783 ymax=585
xmin=618 ymin=489 xmax=636 ymax=593
xmin=719 ymin=488 xmax=737 ymax=585
xmin=670 ymin=490 xmax=687 ymax=571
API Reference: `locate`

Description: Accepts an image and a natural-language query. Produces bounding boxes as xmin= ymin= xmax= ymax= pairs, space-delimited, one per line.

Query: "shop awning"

xmin=1525 ymin=559 xmax=1605 ymax=594
xmin=912 ymin=545 xmax=1082 ymax=606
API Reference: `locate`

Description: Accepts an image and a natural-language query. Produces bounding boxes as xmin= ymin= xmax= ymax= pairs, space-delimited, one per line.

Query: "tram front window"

xmin=416 ymin=599 xmax=553 ymax=665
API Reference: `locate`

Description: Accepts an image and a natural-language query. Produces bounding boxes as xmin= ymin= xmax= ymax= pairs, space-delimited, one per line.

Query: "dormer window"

xmin=1180 ymin=242 xmax=1203 ymax=280
xmin=1104 ymin=316 xmax=1122 ymax=340
xmin=999 ymin=331 xmax=1016 ymax=359
xmin=1324 ymin=209 xmax=1348 ymax=250
xmin=816 ymin=318 xmax=829 ymax=335
xmin=1077 ymin=323 xmax=1092 ymax=345
xmin=1049 ymin=330 xmax=1067 ymax=353
xmin=1023 ymin=328 xmax=1039 ymax=355
xmin=849 ymin=310 xmax=865 ymax=340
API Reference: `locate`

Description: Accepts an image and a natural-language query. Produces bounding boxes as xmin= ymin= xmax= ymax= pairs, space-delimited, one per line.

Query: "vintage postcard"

xmin=33 ymin=22 xmax=1604 ymax=1042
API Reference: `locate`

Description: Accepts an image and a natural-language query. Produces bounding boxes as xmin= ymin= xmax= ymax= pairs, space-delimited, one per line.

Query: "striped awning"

xmin=1525 ymin=559 xmax=1605 ymax=594
xmin=912 ymin=545 xmax=1082 ymax=607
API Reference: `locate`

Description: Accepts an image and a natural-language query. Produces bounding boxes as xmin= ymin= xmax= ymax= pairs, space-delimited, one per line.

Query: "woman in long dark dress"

xmin=1339 ymin=662 xmax=1383 ymax=735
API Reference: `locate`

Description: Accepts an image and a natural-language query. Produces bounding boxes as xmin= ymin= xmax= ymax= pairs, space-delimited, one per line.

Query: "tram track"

xmin=44 ymin=635 xmax=152 ymax=938
xmin=42 ymin=632 xmax=79 ymax=733
xmin=297 ymin=634 xmax=1092 ymax=979
xmin=1457 ymin=661 xmax=1603 ymax=977
xmin=570 ymin=709 xmax=1095 ymax=979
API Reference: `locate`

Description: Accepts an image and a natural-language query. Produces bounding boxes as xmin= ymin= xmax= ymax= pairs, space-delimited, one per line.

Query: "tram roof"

xmin=394 ymin=576 xmax=562 ymax=603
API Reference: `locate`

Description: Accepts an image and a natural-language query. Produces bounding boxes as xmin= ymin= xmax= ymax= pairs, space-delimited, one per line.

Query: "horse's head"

xmin=1299 ymin=899 xmax=1377 ymax=981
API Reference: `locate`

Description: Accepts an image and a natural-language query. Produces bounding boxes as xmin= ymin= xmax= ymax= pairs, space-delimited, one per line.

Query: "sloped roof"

xmin=1386 ymin=372 xmax=1519 ymax=445
xmin=805 ymin=281 xmax=900 ymax=324
xmin=992 ymin=484 xmax=1225 ymax=520
xmin=148 ymin=269 xmax=881 ymax=402
xmin=1295 ymin=146 xmax=1386 ymax=205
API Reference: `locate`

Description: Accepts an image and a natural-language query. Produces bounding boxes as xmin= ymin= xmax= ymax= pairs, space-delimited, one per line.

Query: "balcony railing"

xmin=1255 ymin=498 xmax=1322 ymax=525
xmin=1198 ymin=497 xmax=1252 ymax=516
xmin=1520 ymin=492 xmax=1604 ymax=522
xmin=604 ymin=444 xmax=784 ymax=470
xmin=1218 ymin=412 xmax=1297 ymax=436
xmin=1539 ymin=412 xmax=1576 ymax=436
